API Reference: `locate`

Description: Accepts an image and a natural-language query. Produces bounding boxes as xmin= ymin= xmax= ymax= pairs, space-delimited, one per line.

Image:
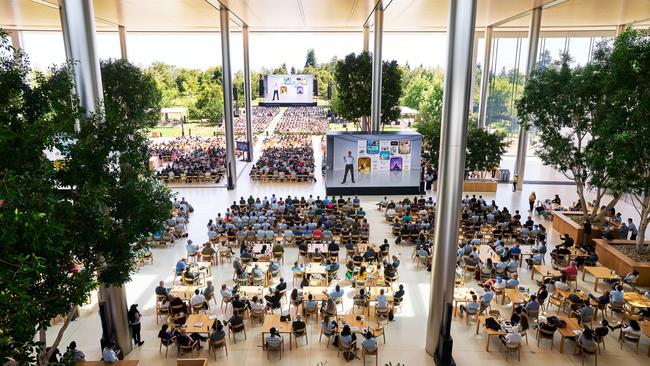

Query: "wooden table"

xmin=624 ymin=292 xmax=650 ymax=311
xmin=185 ymin=314 xmax=215 ymax=334
xmin=261 ymin=314 xmax=293 ymax=350
xmin=76 ymin=362 xmax=138 ymax=366
xmin=308 ymin=243 xmax=328 ymax=253
xmin=556 ymin=316 xmax=581 ymax=353
xmin=306 ymin=263 xmax=328 ymax=276
xmin=252 ymin=244 xmax=271 ymax=254
xmin=337 ymin=313 xmax=367 ymax=333
xmin=531 ymin=265 xmax=561 ymax=280
xmin=170 ymin=285 xmax=200 ymax=300
xmin=582 ymin=266 xmax=620 ymax=291
xmin=503 ymin=289 xmax=528 ymax=311
xmin=556 ymin=289 xmax=589 ymax=313
xmin=238 ymin=286 xmax=264 ymax=299
xmin=302 ymin=286 xmax=330 ymax=301
xmin=453 ymin=287 xmax=482 ymax=316
xmin=358 ymin=243 xmax=380 ymax=253
xmin=366 ymin=286 xmax=393 ymax=301
xmin=477 ymin=316 xmax=507 ymax=351
xmin=640 ymin=320 xmax=650 ymax=357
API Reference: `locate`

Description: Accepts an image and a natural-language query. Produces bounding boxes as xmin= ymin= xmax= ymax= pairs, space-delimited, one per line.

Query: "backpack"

xmin=485 ymin=317 xmax=501 ymax=331
xmin=568 ymin=294 xmax=584 ymax=304
xmin=388 ymin=309 xmax=395 ymax=321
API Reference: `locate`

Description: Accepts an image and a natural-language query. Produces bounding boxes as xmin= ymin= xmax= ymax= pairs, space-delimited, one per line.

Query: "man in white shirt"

xmin=265 ymin=327 xmax=283 ymax=349
xmin=341 ymin=151 xmax=355 ymax=184
xmin=220 ymin=284 xmax=234 ymax=300
xmin=190 ymin=289 xmax=207 ymax=309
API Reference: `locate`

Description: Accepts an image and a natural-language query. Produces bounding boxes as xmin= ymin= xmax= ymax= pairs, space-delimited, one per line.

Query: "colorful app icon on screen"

xmin=390 ymin=157 xmax=403 ymax=171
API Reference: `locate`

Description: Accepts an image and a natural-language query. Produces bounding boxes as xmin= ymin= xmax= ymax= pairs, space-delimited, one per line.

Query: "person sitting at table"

xmin=479 ymin=286 xmax=495 ymax=314
xmin=610 ymin=270 xmax=639 ymax=287
xmin=498 ymin=326 xmax=522 ymax=348
xmin=182 ymin=266 xmax=199 ymax=285
xmin=459 ymin=294 xmax=480 ymax=317
xmin=326 ymin=285 xmax=345 ymax=300
xmin=201 ymin=242 xmax=216 ymax=257
xmin=265 ymin=289 xmax=282 ymax=311
xmin=304 ymin=293 xmax=319 ymax=314
xmin=363 ymin=247 xmax=377 ymax=262
xmin=610 ymin=320 xmax=643 ymax=339
xmin=268 ymin=260 xmax=280 ymax=272
xmin=506 ymin=257 xmax=519 ymax=273
xmin=326 ymin=260 xmax=340 ymax=280
xmin=202 ymin=280 xmax=215 ymax=300
xmin=210 ymin=320 xmax=226 ymax=342
xmin=290 ymin=288 xmax=303 ymax=305
xmin=523 ymin=295 xmax=540 ymax=318
xmin=561 ymin=261 xmax=578 ymax=280
xmin=251 ymin=264 xmax=264 ymax=279
xmin=525 ymin=249 xmax=544 ymax=269
xmin=575 ymin=327 xmax=598 ymax=354
xmin=322 ymin=314 xmax=338 ymax=336
xmin=573 ymin=303 xmax=595 ymax=325
xmin=561 ymin=234 xmax=574 ymax=248
xmin=169 ymin=295 xmax=188 ymax=315
xmin=274 ymin=277 xmax=287 ymax=292
xmin=321 ymin=298 xmax=337 ymax=317
xmin=231 ymin=294 xmax=250 ymax=312
xmin=353 ymin=288 xmax=369 ymax=307
xmin=291 ymin=261 xmax=304 ymax=274
xmin=337 ymin=325 xmax=357 ymax=357
xmin=588 ymin=290 xmax=610 ymax=306
xmin=158 ymin=323 xmax=178 ymax=344
xmin=250 ymin=296 xmax=266 ymax=312
xmin=224 ymin=310 xmax=244 ymax=329
xmin=186 ymin=240 xmax=198 ymax=258
xmin=610 ymin=285 xmax=625 ymax=303
xmin=178 ymin=326 xmax=206 ymax=348
xmin=495 ymin=257 xmax=509 ymax=273
xmin=376 ymin=288 xmax=389 ymax=311
xmin=312 ymin=248 xmax=325 ymax=262
xmin=483 ymin=276 xmax=506 ymax=292
xmin=64 ymin=341 xmax=85 ymax=362
xmin=506 ymin=274 xmax=520 ymax=289
xmin=463 ymin=252 xmax=480 ymax=267
xmin=175 ymin=258 xmax=188 ymax=275
xmin=361 ymin=329 xmax=378 ymax=353
xmin=292 ymin=314 xmax=306 ymax=332
xmin=594 ymin=319 xmax=609 ymax=338
xmin=190 ymin=289 xmax=208 ymax=310
xmin=328 ymin=240 xmax=340 ymax=253
xmin=155 ymin=280 xmax=170 ymax=297
xmin=355 ymin=266 xmax=368 ymax=287
xmin=265 ymin=327 xmax=283 ymax=349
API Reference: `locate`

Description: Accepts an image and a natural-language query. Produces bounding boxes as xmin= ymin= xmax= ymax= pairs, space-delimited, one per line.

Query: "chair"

xmin=273 ymin=250 xmax=284 ymax=264
xmin=608 ymin=301 xmax=625 ymax=316
xmin=250 ymin=307 xmax=266 ymax=326
xmin=178 ymin=339 xmax=199 ymax=357
xmin=337 ymin=339 xmax=357 ymax=360
xmin=304 ymin=306 xmax=318 ymax=322
xmin=375 ymin=307 xmax=390 ymax=324
xmin=619 ymin=330 xmax=640 ymax=354
xmin=372 ymin=324 xmax=386 ymax=344
xmin=362 ymin=347 xmax=378 ymax=366
xmin=220 ymin=250 xmax=233 ymax=264
xmin=546 ymin=293 xmax=563 ymax=314
xmin=208 ymin=338 xmax=228 ymax=360
xmin=319 ymin=327 xmax=335 ymax=347
xmin=293 ymin=270 xmax=304 ymax=286
xmin=156 ymin=303 xmax=169 ymax=325
xmin=463 ymin=264 xmax=477 ymax=279
xmin=577 ymin=344 xmax=598 ymax=366
xmin=266 ymin=337 xmax=285 ymax=360
xmin=158 ymin=336 xmax=176 ymax=358
xmin=201 ymin=253 xmax=215 ymax=265
xmin=500 ymin=341 xmax=521 ymax=361
xmin=192 ymin=302 xmax=207 ymax=314
xmin=229 ymin=322 xmax=247 ymax=343
xmin=595 ymin=334 xmax=606 ymax=354
xmin=353 ymin=299 xmax=369 ymax=315
xmin=292 ymin=325 xmax=308 ymax=348
xmin=221 ymin=295 xmax=233 ymax=312
xmin=536 ymin=326 xmax=556 ymax=350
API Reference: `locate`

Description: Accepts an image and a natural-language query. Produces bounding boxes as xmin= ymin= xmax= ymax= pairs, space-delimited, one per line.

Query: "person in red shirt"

xmin=561 ymin=261 xmax=578 ymax=281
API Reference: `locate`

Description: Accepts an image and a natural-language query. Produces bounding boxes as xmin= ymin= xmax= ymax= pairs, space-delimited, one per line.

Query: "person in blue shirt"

xmin=326 ymin=285 xmax=345 ymax=300
xmin=480 ymin=286 xmax=494 ymax=313
xmin=506 ymin=274 xmax=520 ymax=289
xmin=509 ymin=244 xmax=522 ymax=256
xmin=610 ymin=285 xmax=625 ymax=303
xmin=460 ymin=294 xmax=480 ymax=316
xmin=175 ymin=258 xmax=187 ymax=275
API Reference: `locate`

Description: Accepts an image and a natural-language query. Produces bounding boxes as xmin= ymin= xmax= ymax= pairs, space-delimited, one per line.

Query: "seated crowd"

xmin=276 ymin=107 xmax=328 ymax=134
xmin=231 ymin=106 xmax=279 ymax=134
xmin=250 ymin=135 xmax=316 ymax=182
xmin=150 ymin=137 xmax=226 ymax=183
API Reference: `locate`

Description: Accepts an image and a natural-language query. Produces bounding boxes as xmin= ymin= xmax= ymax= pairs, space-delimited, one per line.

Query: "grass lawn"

xmin=150 ymin=123 xmax=218 ymax=138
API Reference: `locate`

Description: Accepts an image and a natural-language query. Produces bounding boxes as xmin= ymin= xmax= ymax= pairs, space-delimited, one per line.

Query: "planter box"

xmin=177 ymin=359 xmax=208 ymax=366
xmin=551 ymin=211 xmax=621 ymax=245
xmin=594 ymin=239 xmax=650 ymax=286
xmin=434 ymin=179 xmax=497 ymax=192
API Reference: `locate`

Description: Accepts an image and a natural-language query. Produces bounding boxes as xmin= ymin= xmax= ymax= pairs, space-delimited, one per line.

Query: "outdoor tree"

xmin=592 ymin=29 xmax=650 ymax=251
xmin=416 ymin=116 xmax=506 ymax=174
xmin=146 ymin=62 xmax=179 ymax=106
xmin=290 ymin=66 xmax=296 ymax=74
xmin=516 ymin=55 xmax=621 ymax=222
xmin=401 ymin=76 xmax=434 ymax=110
xmin=0 ymin=32 xmax=171 ymax=364
xmin=189 ymin=83 xmax=225 ymax=125
xmin=417 ymin=81 xmax=444 ymax=125
xmin=331 ymin=52 xmax=402 ymax=130
xmin=305 ymin=48 xmax=317 ymax=68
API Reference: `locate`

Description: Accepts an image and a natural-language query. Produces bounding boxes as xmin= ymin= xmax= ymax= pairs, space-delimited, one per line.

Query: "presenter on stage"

xmin=341 ymin=151 xmax=355 ymax=184
xmin=272 ymin=83 xmax=279 ymax=101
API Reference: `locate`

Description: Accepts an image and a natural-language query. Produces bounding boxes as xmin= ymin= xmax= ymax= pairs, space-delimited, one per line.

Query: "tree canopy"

xmin=305 ymin=48 xmax=317 ymax=68
xmin=331 ymin=52 xmax=402 ymax=129
xmin=0 ymin=31 xmax=171 ymax=364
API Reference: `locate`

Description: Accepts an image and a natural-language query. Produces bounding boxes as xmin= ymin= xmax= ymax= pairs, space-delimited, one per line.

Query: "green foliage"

xmin=417 ymin=82 xmax=444 ymax=126
xmin=273 ymin=63 xmax=288 ymax=74
xmin=332 ymin=52 xmax=403 ymax=127
xmin=189 ymin=83 xmax=225 ymax=125
xmin=146 ymin=62 xmax=179 ymax=106
xmin=416 ymin=115 xmax=505 ymax=173
xmin=304 ymin=65 xmax=335 ymax=98
xmin=0 ymin=33 xmax=171 ymax=364
xmin=305 ymin=48 xmax=317 ymax=68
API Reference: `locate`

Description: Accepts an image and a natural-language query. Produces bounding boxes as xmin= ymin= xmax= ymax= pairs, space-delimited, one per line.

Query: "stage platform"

xmin=325 ymin=169 xmax=421 ymax=195
xmin=259 ymin=101 xmax=317 ymax=107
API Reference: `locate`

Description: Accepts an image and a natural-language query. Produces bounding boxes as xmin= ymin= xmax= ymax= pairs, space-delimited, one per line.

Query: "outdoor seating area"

xmin=276 ymin=107 xmax=329 ymax=134
xmin=249 ymin=135 xmax=316 ymax=182
xmin=150 ymin=137 xmax=227 ymax=184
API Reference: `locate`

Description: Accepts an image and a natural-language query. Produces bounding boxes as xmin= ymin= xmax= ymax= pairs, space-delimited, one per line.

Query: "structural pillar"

xmin=242 ymin=25 xmax=254 ymax=162
xmin=363 ymin=25 xmax=370 ymax=52
xmin=118 ymin=25 xmax=128 ymax=60
xmin=477 ymin=26 xmax=493 ymax=129
xmin=514 ymin=7 xmax=542 ymax=191
xmin=220 ymin=6 xmax=237 ymax=189
xmin=468 ymin=31 xmax=479 ymax=113
xmin=8 ymin=29 xmax=22 ymax=50
xmin=60 ymin=0 xmax=132 ymax=356
xmin=370 ymin=2 xmax=384 ymax=132
xmin=425 ymin=1 xmax=477 ymax=364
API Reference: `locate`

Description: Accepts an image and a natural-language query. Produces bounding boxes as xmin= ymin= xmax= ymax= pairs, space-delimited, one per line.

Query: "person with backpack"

xmin=127 ymin=304 xmax=144 ymax=346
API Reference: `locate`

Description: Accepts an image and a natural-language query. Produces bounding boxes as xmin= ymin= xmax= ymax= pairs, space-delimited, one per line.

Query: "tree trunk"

xmin=38 ymin=305 xmax=77 ymax=365
xmin=637 ymin=195 xmax=650 ymax=253
xmin=593 ymin=194 xmax=621 ymax=223
xmin=575 ymin=181 xmax=590 ymax=219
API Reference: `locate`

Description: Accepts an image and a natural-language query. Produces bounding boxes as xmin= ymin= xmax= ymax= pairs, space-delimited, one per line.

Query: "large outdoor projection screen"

xmin=325 ymin=131 xmax=423 ymax=195
xmin=264 ymin=74 xmax=314 ymax=103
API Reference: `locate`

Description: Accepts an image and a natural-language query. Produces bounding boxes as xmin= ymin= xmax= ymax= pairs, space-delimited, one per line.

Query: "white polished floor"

xmin=43 ymin=139 xmax=649 ymax=365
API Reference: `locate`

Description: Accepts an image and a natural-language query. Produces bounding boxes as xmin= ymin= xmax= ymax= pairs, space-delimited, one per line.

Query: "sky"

xmin=19 ymin=31 xmax=595 ymax=73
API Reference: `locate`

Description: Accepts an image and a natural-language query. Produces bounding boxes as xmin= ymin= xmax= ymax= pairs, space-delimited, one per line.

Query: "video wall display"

xmin=263 ymin=74 xmax=314 ymax=103
xmin=356 ymin=139 xmax=413 ymax=172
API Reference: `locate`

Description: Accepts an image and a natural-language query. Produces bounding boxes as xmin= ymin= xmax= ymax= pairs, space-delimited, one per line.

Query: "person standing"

xmin=272 ymin=82 xmax=279 ymax=101
xmin=528 ymin=191 xmax=536 ymax=211
xmin=341 ymin=151 xmax=355 ymax=184
xmin=583 ymin=219 xmax=592 ymax=246
xmin=512 ymin=175 xmax=518 ymax=192
xmin=425 ymin=170 xmax=434 ymax=191
xmin=628 ymin=218 xmax=638 ymax=240
xmin=127 ymin=304 xmax=144 ymax=346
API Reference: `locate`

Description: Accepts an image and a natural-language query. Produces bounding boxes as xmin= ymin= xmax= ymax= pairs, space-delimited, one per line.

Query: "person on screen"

xmin=272 ymin=82 xmax=279 ymax=101
xmin=342 ymin=150 xmax=355 ymax=184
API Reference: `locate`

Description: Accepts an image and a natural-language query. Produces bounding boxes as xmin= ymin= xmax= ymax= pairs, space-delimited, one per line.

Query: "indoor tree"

xmin=331 ymin=52 xmax=402 ymax=130
xmin=0 ymin=31 xmax=171 ymax=365
xmin=593 ymin=29 xmax=650 ymax=251
xmin=516 ymin=54 xmax=621 ymax=222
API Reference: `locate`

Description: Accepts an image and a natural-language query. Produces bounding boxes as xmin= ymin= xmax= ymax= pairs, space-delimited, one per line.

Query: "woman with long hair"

xmin=127 ymin=304 xmax=144 ymax=346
